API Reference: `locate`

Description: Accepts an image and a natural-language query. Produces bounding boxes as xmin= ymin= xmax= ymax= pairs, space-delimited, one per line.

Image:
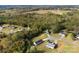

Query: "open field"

xmin=25 ymin=10 xmax=71 ymax=15
xmin=0 ymin=9 xmax=72 ymax=16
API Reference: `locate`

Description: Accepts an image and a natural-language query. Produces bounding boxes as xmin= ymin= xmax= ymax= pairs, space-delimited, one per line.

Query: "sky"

xmin=0 ymin=0 xmax=79 ymax=5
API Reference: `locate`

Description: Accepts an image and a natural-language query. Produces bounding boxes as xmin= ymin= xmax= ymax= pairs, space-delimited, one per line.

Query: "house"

xmin=2 ymin=24 xmax=9 ymax=28
xmin=75 ymin=34 xmax=79 ymax=40
xmin=59 ymin=31 xmax=66 ymax=39
xmin=46 ymin=39 xmax=58 ymax=49
xmin=0 ymin=26 xmax=3 ymax=32
xmin=9 ymin=25 xmax=17 ymax=29
xmin=46 ymin=43 xmax=56 ymax=49
xmin=33 ymin=40 xmax=44 ymax=46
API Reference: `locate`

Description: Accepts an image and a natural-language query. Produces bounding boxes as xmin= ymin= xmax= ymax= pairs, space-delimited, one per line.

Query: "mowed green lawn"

xmin=31 ymin=33 xmax=79 ymax=53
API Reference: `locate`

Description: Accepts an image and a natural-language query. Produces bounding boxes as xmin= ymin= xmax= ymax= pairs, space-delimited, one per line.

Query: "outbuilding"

xmin=33 ymin=39 xmax=44 ymax=46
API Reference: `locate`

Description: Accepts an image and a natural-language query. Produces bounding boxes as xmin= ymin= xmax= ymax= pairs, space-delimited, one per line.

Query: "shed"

xmin=33 ymin=40 xmax=44 ymax=46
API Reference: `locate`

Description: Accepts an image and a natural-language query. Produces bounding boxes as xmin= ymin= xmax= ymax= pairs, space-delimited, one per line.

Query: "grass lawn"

xmin=32 ymin=33 xmax=48 ymax=42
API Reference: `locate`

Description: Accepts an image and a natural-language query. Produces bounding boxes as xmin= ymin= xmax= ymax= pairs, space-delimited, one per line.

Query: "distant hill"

xmin=0 ymin=5 xmax=79 ymax=9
